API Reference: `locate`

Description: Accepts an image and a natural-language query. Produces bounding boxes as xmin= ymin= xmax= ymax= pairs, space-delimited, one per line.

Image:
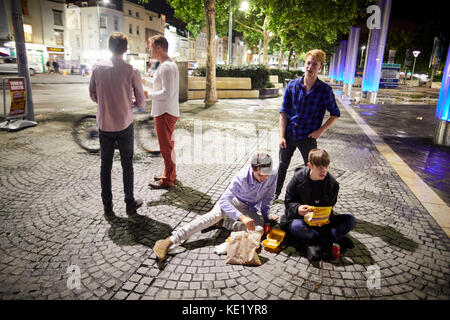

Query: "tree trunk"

xmin=287 ymin=47 xmax=293 ymax=71
xmin=278 ymin=49 xmax=284 ymax=69
xmin=204 ymin=0 xmax=217 ymax=105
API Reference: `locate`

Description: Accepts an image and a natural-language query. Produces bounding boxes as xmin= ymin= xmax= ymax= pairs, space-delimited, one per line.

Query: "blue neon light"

xmin=333 ymin=47 xmax=340 ymax=81
xmin=362 ymin=0 xmax=391 ymax=93
xmin=336 ymin=40 xmax=347 ymax=81
xmin=436 ymin=44 xmax=450 ymax=121
xmin=329 ymin=53 xmax=335 ymax=79
xmin=344 ymin=28 xmax=360 ymax=85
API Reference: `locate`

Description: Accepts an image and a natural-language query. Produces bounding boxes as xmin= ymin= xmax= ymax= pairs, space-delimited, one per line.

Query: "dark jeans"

xmin=288 ymin=214 xmax=356 ymax=248
xmin=99 ymin=123 xmax=135 ymax=207
xmin=276 ymin=136 xmax=317 ymax=196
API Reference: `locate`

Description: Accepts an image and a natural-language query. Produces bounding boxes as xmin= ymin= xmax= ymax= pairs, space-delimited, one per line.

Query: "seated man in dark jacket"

xmin=280 ymin=149 xmax=356 ymax=261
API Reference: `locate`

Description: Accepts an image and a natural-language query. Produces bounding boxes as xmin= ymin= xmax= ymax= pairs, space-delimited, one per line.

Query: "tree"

xmin=168 ymin=0 xmax=234 ymax=105
xmin=234 ymin=0 xmax=371 ymax=67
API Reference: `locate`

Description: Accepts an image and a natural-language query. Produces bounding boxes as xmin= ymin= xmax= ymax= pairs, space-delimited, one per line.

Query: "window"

xmin=99 ymin=34 xmax=108 ymax=49
xmin=53 ymin=10 xmax=63 ymax=26
xmin=129 ymin=24 xmax=132 ymax=34
xmin=54 ymin=30 xmax=64 ymax=45
xmin=87 ymin=14 xmax=94 ymax=29
xmin=21 ymin=0 xmax=29 ymax=16
xmin=149 ymin=15 xmax=153 ymax=21
xmin=99 ymin=14 xmax=107 ymax=28
xmin=128 ymin=9 xmax=132 ymax=16
xmin=136 ymin=25 xmax=139 ymax=36
xmin=23 ymin=24 xmax=33 ymax=42
xmin=114 ymin=16 xmax=119 ymax=31
xmin=136 ymin=12 xmax=139 ymax=18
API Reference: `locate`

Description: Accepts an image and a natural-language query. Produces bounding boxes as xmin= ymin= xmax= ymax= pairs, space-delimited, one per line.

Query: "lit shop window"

xmin=54 ymin=30 xmax=64 ymax=46
xmin=23 ymin=24 xmax=33 ymax=42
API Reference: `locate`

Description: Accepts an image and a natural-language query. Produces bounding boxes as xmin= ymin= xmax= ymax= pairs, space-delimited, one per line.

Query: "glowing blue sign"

xmin=336 ymin=40 xmax=347 ymax=81
xmin=436 ymin=44 xmax=450 ymax=121
xmin=329 ymin=53 xmax=335 ymax=79
xmin=362 ymin=0 xmax=391 ymax=93
xmin=344 ymin=28 xmax=360 ymax=85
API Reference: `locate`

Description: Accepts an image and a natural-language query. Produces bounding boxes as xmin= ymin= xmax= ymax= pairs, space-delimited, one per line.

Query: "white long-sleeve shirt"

xmin=148 ymin=59 xmax=179 ymax=117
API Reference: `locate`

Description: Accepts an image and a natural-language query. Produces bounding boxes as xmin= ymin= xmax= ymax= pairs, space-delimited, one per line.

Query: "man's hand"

xmin=280 ymin=137 xmax=287 ymax=149
xmin=268 ymin=213 xmax=279 ymax=222
xmin=308 ymin=129 xmax=323 ymax=139
xmin=239 ymin=215 xmax=255 ymax=231
xmin=298 ymin=205 xmax=311 ymax=217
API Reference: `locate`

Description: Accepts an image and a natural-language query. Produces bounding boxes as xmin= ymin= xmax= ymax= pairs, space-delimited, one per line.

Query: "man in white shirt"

xmin=146 ymin=35 xmax=180 ymax=189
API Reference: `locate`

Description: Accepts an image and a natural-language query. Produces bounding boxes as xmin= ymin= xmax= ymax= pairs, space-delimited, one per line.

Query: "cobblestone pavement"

xmin=0 ymin=93 xmax=449 ymax=301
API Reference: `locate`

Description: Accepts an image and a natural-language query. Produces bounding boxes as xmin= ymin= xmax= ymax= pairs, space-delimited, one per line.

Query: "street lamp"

xmin=227 ymin=0 xmax=232 ymax=65
xmin=97 ymin=0 xmax=110 ymax=49
xmin=411 ymin=50 xmax=420 ymax=86
xmin=227 ymin=1 xmax=249 ymax=65
xmin=359 ymin=46 xmax=366 ymax=68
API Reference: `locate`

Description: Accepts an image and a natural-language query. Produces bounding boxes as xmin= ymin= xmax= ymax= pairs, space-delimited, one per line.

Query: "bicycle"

xmin=72 ymin=111 xmax=160 ymax=155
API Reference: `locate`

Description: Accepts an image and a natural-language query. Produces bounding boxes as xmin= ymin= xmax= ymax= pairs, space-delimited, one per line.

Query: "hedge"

xmin=194 ymin=65 xmax=304 ymax=89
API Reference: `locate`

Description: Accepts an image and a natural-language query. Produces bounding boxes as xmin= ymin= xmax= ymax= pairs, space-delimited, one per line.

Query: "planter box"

xmin=259 ymin=88 xmax=280 ymax=99
xmin=188 ymin=89 xmax=259 ymax=99
xmin=188 ymin=77 xmax=252 ymax=90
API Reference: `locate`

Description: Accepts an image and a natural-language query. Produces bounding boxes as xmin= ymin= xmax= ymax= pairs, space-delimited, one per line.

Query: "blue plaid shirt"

xmin=280 ymin=77 xmax=340 ymax=141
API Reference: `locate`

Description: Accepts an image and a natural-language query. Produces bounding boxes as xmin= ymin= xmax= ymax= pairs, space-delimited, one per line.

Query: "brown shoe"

xmin=149 ymin=180 xmax=172 ymax=189
xmin=153 ymin=238 xmax=173 ymax=262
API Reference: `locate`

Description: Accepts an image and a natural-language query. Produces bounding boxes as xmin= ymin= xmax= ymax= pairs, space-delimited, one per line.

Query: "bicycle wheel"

xmin=73 ymin=115 xmax=100 ymax=153
xmin=136 ymin=116 xmax=160 ymax=155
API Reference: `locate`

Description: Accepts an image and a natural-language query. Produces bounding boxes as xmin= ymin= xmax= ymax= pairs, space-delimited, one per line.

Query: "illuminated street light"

xmin=410 ymin=50 xmax=421 ymax=86
xmin=359 ymin=45 xmax=366 ymax=68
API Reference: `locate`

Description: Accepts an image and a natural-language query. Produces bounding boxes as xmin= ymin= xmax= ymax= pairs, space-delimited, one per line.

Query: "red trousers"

xmin=154 ymin=113 xmax=178 ymax=186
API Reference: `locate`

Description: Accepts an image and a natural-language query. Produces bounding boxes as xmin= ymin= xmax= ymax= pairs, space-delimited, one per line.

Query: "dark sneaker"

xmin=104 ymin=203 xmax=114 ymax=215
xmin=126 ymin=198 xmax=143 ymax=215
xmin=337 ymin=236 xmax=354 ymax=250
xmin=306 ymin=245 xmax=321 ymax=262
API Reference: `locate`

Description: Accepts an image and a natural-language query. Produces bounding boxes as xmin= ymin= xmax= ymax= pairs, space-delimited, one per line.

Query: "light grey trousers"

xmin=169 ymin=197 xmax=265 ymax=245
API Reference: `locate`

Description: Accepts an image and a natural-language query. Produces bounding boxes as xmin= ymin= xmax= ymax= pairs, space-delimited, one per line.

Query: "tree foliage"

xmin=234 ymin=0 xmax=372 ymax=66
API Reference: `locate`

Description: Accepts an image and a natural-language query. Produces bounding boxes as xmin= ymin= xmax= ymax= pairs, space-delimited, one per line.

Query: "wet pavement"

xmin=0 ymin=83 xmax=449 ymax=302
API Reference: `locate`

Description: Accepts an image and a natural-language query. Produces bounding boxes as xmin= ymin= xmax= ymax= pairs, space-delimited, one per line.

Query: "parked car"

xmin=0 ymin=56 xmax=38 ymax=76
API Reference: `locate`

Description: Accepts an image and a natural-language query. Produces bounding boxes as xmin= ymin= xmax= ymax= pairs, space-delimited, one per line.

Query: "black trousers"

xmin=276 ymin=136 xmax=317 ymax=196
xmin=99 ymin=123 xmax=135 ymax=207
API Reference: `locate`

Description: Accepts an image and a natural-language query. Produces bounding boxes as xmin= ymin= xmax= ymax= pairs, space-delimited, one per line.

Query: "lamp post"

xmin=228 ymin=1 xmax=249 ymax=65
xmin=227 ymin=0 xmax=232 ymax=65
xmin=97 ymin=0 xmax=109 ymax=50
xmin=410 ymin=50 xmax=420 ymax=86
xmin=359 ymin=46 xmax=366 ymax=68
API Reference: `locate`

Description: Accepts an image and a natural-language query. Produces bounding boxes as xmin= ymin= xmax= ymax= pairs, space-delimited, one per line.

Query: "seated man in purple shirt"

xmin=153 ymin=153 xmax=279 ymax=262
xmin=89 ymin=32 xmax=145 ymax=216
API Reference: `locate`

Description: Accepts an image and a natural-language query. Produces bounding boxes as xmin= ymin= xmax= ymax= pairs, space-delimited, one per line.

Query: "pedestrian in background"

xmin=46 ymin=60 xmax=52 ymax=74
xmin=275 ymin=49 xmax=340 ymax=199
xmin=146 ymin=35 xmax=179 ymax=189
xmin=89 ymin=32 xmax=145 ymax=216
xmin=52 ymin=60 xmax=60 ymax=74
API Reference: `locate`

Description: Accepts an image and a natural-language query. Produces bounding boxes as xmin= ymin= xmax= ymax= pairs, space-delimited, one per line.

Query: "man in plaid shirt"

xmin=275 ymin=49 xmax=340 ymax=199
